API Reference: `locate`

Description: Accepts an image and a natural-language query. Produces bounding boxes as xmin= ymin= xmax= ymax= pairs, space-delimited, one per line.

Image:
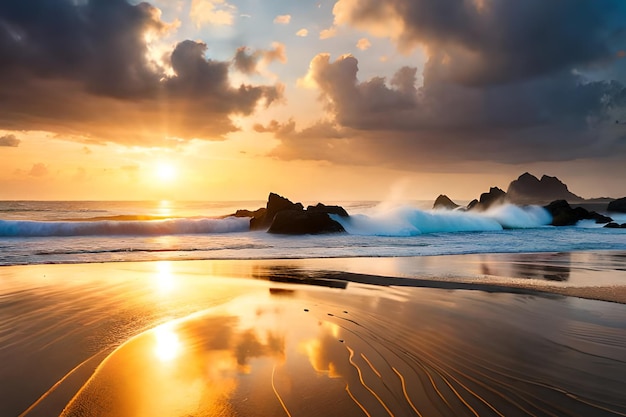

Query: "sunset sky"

xmin=1 ymin=0 xmax=625 ymax=201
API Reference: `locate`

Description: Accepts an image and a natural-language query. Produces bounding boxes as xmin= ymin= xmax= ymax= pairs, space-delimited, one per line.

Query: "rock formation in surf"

xmin=306 ymin=203 xmax=349 ymax=217
xmin=604 ymin=222 xmax=626 ymax=228
xmin=543 ymin=200 xmax=612 ymax=226
xmin=433 ymin=195 xmax=460 ymax=210
xmin=467 ymin=187 xmax=507 ymax=211
xmin=248 ymin=193 xmax=346 ymax=234
xmin=250 ymin=193 xmax=303 ymax=231
xmin=608 ymin=197 xmax=626 ymax=213
xmin=268 ymin=210 xmax=346 ymax=234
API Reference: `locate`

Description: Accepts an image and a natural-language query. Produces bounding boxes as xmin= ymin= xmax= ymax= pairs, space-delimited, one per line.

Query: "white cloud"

xmin=296 ymin=28 xmax=308 ymax=37
xmin=356 ymin=38 xmax=371 ymax=50
xmin=190 ymin=0 xmax=237 ymax=27
xmin=319 ymin=26 xmax=337 ymax=40
xmin=273 ymin=14 xmax=291 ymax=24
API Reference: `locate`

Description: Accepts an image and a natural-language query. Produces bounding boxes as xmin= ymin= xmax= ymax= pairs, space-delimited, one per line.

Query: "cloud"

xmin=296 ymin=29 xmax=309 ymax=37
xmin=254 ymin=119 xmax=347 ymax=140
xmin=262 ymin=1 xmax=626 ymax=169
xmin=190 ymin=0 xmax=237 ymax=27
xmin=356 ymin=38 xmax=371 ymax=51
xmin=0 ymin=134 xmax=20 ymax=147
xmin=233 ymin=43 xmax=287 ymax=75
xmin=273 ymin=14 xmax=291 ymax=25
xmin=233 ymin=48 xmax=258 ymax=75
xmin=319 ymin=27 xmax=337 ymax=40
xmin=29 ymin=163 xmax=48 ymax=177
xmin=255 ymin=119 xmax=354 ymax=161
xmin=272 ymin=52 xmax=626 ymax=167
xmin=333 ymin=0 xmax=626 ymax=86
xmin=0 ymin=0 xmax=282 ymax=145
xmin=264 ymin=43 xmax=288 ymax=65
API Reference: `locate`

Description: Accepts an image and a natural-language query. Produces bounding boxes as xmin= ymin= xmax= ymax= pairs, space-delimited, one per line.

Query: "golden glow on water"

xmin=153 ymin=324 xmax=181 ymax=362
xmin=157 ymin=200 xmax=172 ymax=217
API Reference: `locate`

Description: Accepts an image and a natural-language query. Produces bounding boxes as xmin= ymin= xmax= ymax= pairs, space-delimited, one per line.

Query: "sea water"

xmin=0 ymin=200 xmax=625 ymax=266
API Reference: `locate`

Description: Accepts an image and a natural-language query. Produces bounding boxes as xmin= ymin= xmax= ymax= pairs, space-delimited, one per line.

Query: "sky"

xmin=1 ymin=0 xmax=626 ymax=202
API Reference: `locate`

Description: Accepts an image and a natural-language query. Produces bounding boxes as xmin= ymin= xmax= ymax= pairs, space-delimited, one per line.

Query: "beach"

xmin=2 ymin=253 xmax=625 ymax=417
xmin=4 ymin=1 xmax=626 ymax=415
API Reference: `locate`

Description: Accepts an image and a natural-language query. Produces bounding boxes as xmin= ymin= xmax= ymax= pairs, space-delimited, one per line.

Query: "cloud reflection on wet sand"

xmin=62 ymin=288 xmax=626 ymax=417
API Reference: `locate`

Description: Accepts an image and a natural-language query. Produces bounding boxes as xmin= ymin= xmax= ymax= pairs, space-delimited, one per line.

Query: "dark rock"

xmin=466 ymin=199 xmax=479 ymax=211
xmin=480 ymin=187 xmax=507 ymax=208
xmin=608 ymin=197 xmax=626 ymax=213
xmin=589 ymin=212 xmax=613 ymax=224
xmin=232 ymin=208 xmax=266 ymax=218
xmin=543 ymin=200 xmax=613 ymax=226
xmin=571 ymin=206 xmax=612 ymax=224
xmin=267 ymin=210 xmax=345 ymax=234
xmin=433 ymin=195 xmax=460 ymax=210
xmin=507 ymin=172 xmax=583 ymax=204
xmin=306 ymin=203 xmax=349 ymax=217
xmin=250 ymin=193 xmax=304 ymax=231
xmin=544 ymin=200 xmax=580 ymax=226
xmin=604 ymin=222 xmax=626 ymax=229
xmin=468 ymin=187 xmax=506 ymax=211
xmin=248 ymin=193 xmax=350 ymax=234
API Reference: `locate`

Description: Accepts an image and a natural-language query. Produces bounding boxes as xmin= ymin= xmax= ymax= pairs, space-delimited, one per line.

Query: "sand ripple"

xmin=61 ymin=288 xmax=626 ymax=417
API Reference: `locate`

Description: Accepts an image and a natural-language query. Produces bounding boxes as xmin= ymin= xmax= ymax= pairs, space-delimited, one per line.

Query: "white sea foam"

xmin=333 ymin=204 xmax=552 ymax=236
xmin=483 ymin=204 xmax=552 ymax=229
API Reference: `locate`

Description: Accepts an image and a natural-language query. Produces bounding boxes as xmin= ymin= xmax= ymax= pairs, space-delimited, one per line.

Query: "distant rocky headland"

xmin=231 ymin=173 xmax=626 ymax=234
xmin=435 ymin=172 xmax=626 ymax=228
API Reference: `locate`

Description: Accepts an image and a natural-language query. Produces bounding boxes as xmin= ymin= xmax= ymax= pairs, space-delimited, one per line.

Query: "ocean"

xmin=1 ymin=200 xmax=625 ymax=266
xmin=0 ymin=201 xmax=626 ymax=265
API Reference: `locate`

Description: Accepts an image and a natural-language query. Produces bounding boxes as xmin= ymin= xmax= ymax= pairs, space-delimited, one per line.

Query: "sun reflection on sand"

xmin=154 ymin=261 xmax=176 ymax=294
xmin=60 ymin=285 xmax=626 ymax=417
xmin=153 ymin=324 xmax=181 ymax=362
xmin=61 ymin=291 xmax=355 ymax=416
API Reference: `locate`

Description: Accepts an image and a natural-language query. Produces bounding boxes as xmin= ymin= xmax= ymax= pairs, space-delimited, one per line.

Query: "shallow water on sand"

xmin=60 ymin=287 xmax=626 ymax=417
xmin=1 ymin=257 xmax=625 ymax=416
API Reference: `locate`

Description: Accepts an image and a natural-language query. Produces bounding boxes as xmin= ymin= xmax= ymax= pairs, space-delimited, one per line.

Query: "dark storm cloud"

xmin=308 ymin=54 xmax=626 ymax=133
xmin=274 ymin=53 xmax=626 ymax=166
xmin=0 ymin=0 xmax=282 ymax=143
xmin=0 ymin=0 xmax=166 ymax=98
xmin=270 ymin=0 xmax=626 ymax=167
xmin=0 ymin=134 xmax=20 ymax=147
xmin=232 ymin=43 xmax=287 ymax=75
xmin=335 ymin=0 xmax=626 ymax=85
xmin=233 ymin=47 xmax=258 ymax=75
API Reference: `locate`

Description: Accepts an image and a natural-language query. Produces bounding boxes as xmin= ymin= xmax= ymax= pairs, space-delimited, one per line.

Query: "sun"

xmin=155 ymin=162 xmax=177 ymax=182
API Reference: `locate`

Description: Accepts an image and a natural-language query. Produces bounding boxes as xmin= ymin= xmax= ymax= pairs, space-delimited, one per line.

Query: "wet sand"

xmin=1 ymin=252 xmax=625 ymax=416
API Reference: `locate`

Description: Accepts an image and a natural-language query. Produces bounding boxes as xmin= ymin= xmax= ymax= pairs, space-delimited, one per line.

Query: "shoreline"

xmin=2 ymin=250 xmax=625 ymax=303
